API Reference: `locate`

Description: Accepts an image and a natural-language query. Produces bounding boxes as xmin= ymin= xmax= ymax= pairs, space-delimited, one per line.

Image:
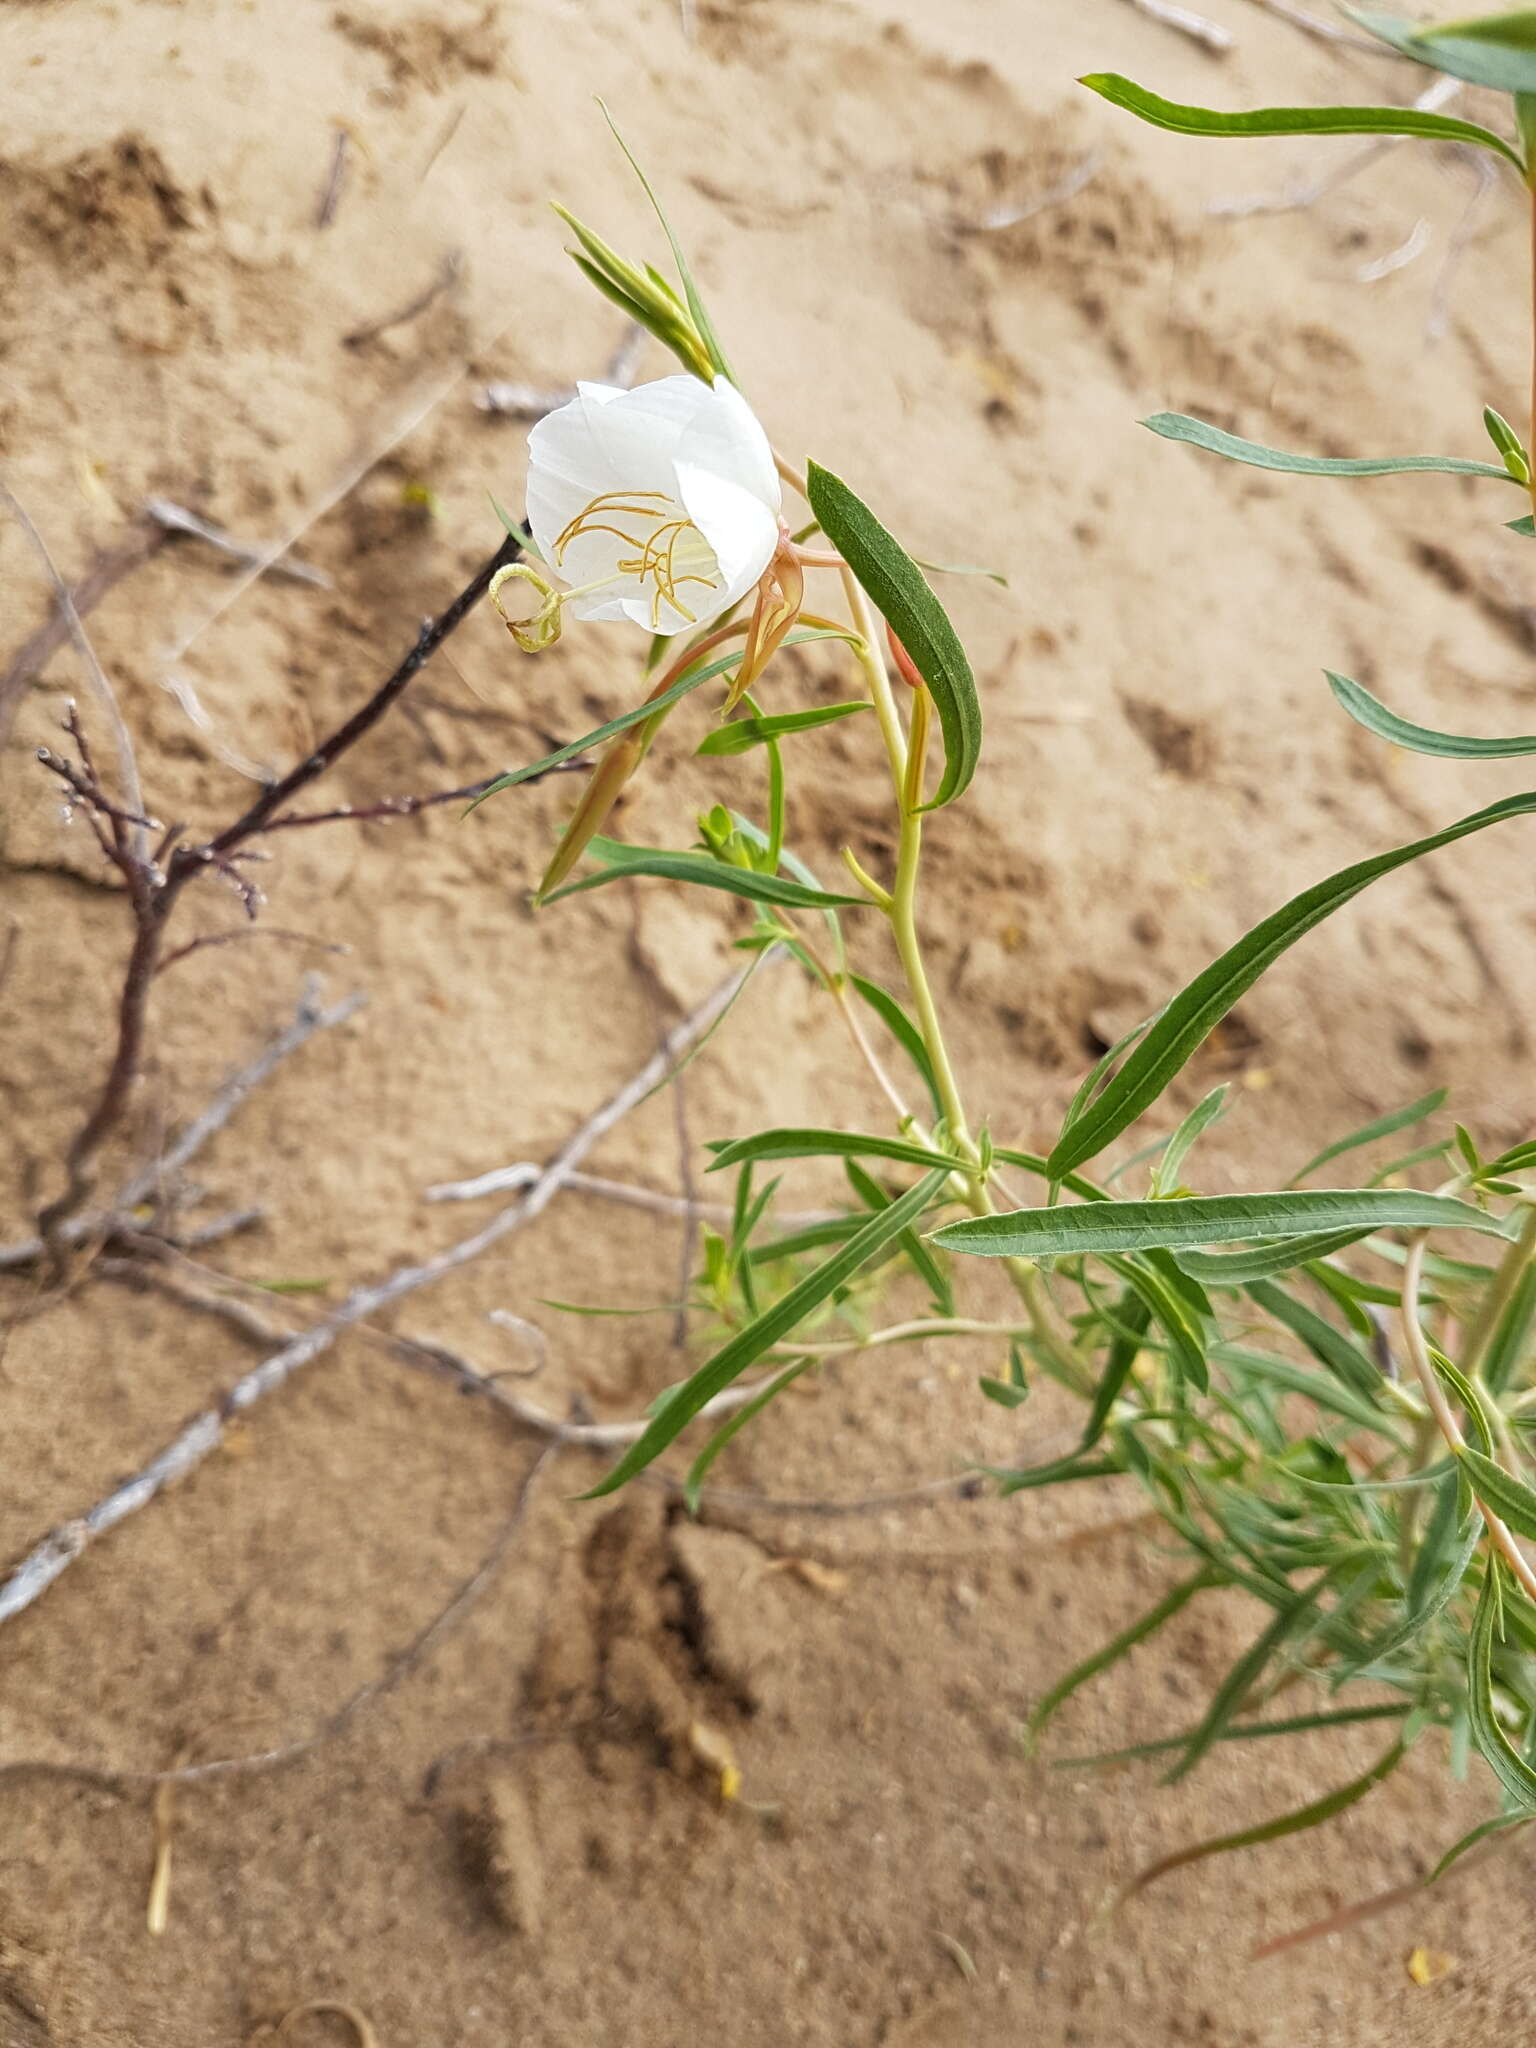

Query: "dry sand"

xmin=3 ymin=1 xmax=1536 ymax=2042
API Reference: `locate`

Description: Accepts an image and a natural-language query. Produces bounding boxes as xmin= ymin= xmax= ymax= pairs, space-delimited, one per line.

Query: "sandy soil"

xmin=3 ymin=1 xmax=1536 ymax=2042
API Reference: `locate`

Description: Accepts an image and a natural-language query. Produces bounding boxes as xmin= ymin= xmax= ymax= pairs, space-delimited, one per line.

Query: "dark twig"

xmin=143 ymin=499 xmax=329 ymax=587
xmin=155 ymin=927 xmax=348 ymax=976
xmin=187 ymin=533 xmax=522 ymax=863
xmin=343 ymin=251 xmax=463 ymax=349
xmin=257 ymin=758 xmax=589 ymax=834
xmin=30 ymin=532 xmax=522 ymax=1267
xmin=0 ymin=983 xmax=362 ymax=1273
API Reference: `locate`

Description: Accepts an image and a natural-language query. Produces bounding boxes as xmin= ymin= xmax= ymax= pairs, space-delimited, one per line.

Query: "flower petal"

xmin=679 ymin=378 xmax=782 ymax=514
xmin=674 ymin=462 xmax=780 ymax=611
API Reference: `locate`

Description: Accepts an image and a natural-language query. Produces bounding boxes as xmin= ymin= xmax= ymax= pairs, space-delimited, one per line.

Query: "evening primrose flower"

xmin=523 ymin=374 xmax=782 ymax=636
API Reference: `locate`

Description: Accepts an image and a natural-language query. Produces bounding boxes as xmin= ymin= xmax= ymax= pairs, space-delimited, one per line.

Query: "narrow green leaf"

xmin=913 ymin=555 xmax=1009 ymax=587
xmin=1484 ymin=1260 xmax=1536 ymax=1394
xmin=581 ymin=1170 xmax=948 ymax=1496
xmin=1329 ymin=670 xmax=1536 ymax=759
xmin=1175 ymin=1228 xmax=1371 ymax=1285
xmin=538 ymin=1296 xmax=676 ymax=1318
xmin=1153 ymin=1085 xmax=1228 ymax=1195
xmin=1022 ymin=1571 xmax=1212 ymax=1756
xmin=682 ymin=1358 xmax=813 ymax=1513
xmin=1461 ymin=1448 xmax=1536 ymax=1541
xmin=933 ymin=1188 xmax=1507 ymax=1261
xmin=1429 ymin=1810 xmax=1536 ymax=1884
xmin=1291 ymin=1087 xmax=1447 ymax=1186
xmin=1163 ymin=1569 xmax=1345 ymax=1784
xmin=979 ymin=1375 xmax=1030 ymax=1409
xmin=843 ymin=1159 xmax=955 ymax=1318
xmin=1217 ymin=1344 xmax=1397 ymax=1435
xmin=1082 ymin=1292 xmax=1154 ymax=1447
xmin=1104 ymin=1252 xmax=1211 ymax=1394
xmin=990 ymin=1453 xmax=1122 ymax=1496
xmin=746 ymin=1216 xmax=860 ymax=1265
xmin=707 ymin=1128 xmax=962 ymax=1174
xmin=1045 ymin=791 xmax=1536 ymax=1178
xmin=1346 ymin=8 xmax=1536 ymax=92
xmin=848 ymin=975 xmax=943 ymax=1119
xmin=1059 ymin=1701 xmax=1410 ymax=1769
xmin=1248 ymin=1278 xmax=1384 ymax=1402
xmin=596 ymin=99 xmax=735 ymax=382
xmin=805 ymin=460 xmax=981 ymax=810
xmin=468 ymin=630 xmax=851 ymax=811
xmin=1144 ymin=410 xmax=1515 ymax=482
xmin=1467 ymin=1562 xmax=1536 ymax=1812
xmin=1123 ymin=1743 xmax=1405 ymax=1899
xmin=696 ymin=701 xmax=870 ymax=756
xmin=990 ymin=1147 xmax=1110 ymax=1209
xmin=1080 ymin=70 xmax=1524 ymax=169
xmin=543 ymin=836 xmax=864 ymax=910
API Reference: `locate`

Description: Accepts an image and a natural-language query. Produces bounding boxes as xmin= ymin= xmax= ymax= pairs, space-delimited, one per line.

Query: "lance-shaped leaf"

xmin=582 ymin=1169 xmax=948 ymax=1496
xmin=1467 ymin=1562 xmax=1536 ymax=1812
xmin=1460 ymin=1447 xmax=1536 ymax=1541
xmin=849 ymin=975 xmax=943 ymax=1119
xmin=467 ymin=631 xmax=851 ymax=812
xmin=1290 ymin=1087 xmax=1446 ymax=1186
xmin=1347 ymin=8 xmax=1536 ymax=94
xmin=1081 ymin=70 xmax=1524 ymax=169
xmin=1175 ymin=1229 xmax=1372 ymax=1285
xmin=1120 ymin=1742 xmax=1406 ymax=1901
xmin=696 ymin=701 xmax=870 ymax=756
xmin=706 ymin=1128 xmax=963 ymax=1174
xmin=1022 ymin=1570 xmax=1213 ymax=1756
xmin=1328 ymin=671 xmax=1536 ymax=758
xmin=542 ymin=837 xmax=865 ymax=910
xmin=931 ymin=1188 xmax=1509 ymax=1261
xmin=1044 ymin=789 xmax=1536 ymax=1178
xmin=1144 ymin=411 xmax=1516 ymax=482
xmin=805 ymin=460 xmax=981 ymax=809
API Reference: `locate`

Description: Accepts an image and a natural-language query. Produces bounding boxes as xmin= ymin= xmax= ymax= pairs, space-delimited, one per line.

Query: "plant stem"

xmin=1400 ymin=1232 xmax=1536 ymax=1603
xmin=838 ymin=578 xmax=1089 ymax=1393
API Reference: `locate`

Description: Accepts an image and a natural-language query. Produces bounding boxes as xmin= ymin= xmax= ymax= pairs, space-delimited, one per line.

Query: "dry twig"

xmin=0 ymin=1444 xmax=555 ymax=1791
xmin=315 ymin=128 xmax=350 ymax=229
xmin=0 ymin=970 xmax=748 ymax=1629
xmin=0 ymin=983 xmax=363 ymax=1273
xmin=476 ymin=324 xmax=645 ymax=418
xmin=343 ymin=251 xmax=464 ymax=349
xmin=1122 ymin=0 xmax=1234 ymax=53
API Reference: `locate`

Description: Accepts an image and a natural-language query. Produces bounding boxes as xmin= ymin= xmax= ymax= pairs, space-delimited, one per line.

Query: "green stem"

xmin=842 ymin=579 xmax=1090 ymax=1395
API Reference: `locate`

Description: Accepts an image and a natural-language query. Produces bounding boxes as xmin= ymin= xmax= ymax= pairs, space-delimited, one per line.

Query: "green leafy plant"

xmin=475 ymin=35 xmax=1536 ymax=1894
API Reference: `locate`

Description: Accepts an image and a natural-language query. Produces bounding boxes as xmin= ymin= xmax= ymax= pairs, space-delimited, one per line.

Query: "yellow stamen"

xmin=555 ymin=489 xmax=718 ymax=628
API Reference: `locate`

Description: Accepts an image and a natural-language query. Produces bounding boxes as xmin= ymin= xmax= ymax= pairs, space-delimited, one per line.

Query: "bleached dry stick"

xmin=0 ymin=481 xmax=147 ymax=859
xmin=1242 ymin=0 xmax=1391 ymax=50
xmin=0 ymin=968 xmax=750 ymax=1630
xmin=426 ymin=1163 xmax=838 ymax=1231
xmin=1210 ymin=77 xmax=1461 ymax=218
xmin=1122 ymin=0 xmax=1234 ymax=53
xmin=0 ymin=1443 xmax=556 ymax=1790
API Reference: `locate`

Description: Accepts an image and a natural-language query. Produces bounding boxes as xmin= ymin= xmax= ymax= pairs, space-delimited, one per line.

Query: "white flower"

xmin=525 ymin=374 xmax=782 ymax=635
